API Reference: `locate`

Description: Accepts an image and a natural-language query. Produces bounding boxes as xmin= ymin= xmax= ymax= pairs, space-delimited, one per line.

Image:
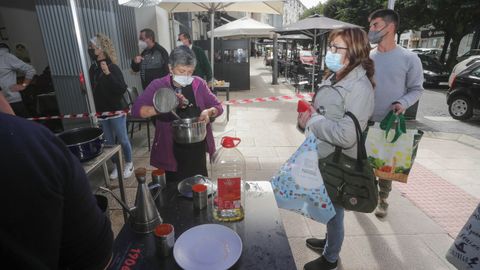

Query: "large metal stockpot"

xmin=171 ymin=117 xmax=206 ymax=144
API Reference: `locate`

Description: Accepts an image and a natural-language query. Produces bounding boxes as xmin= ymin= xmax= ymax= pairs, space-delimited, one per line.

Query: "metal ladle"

xmin=170 ymin=110 xmax=182 ymax=120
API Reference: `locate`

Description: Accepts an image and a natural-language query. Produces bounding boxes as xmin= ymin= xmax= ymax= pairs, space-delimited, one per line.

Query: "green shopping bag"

xmin=365 ymin=112 xmax=423 ymax=183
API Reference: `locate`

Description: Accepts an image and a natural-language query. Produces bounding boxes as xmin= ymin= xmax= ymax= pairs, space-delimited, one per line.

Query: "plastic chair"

xmin=125 ymin=87 xmax=152 ymax=151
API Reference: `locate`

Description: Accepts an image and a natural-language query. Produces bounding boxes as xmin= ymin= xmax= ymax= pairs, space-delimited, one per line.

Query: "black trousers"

xmin=166 ymin=140 xmax=208 ymax=182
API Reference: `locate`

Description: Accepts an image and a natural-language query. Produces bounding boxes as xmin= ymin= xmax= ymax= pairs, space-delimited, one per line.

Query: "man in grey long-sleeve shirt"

xmin=0 ymin=43 xmax=36 ymax=117
xmin=368 ymin=9 xmax=424 ymax=218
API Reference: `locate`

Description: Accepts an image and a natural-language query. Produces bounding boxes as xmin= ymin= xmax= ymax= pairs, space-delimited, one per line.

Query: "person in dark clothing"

xmin=0 ymin=112 xmax=113 ymax=270
xmin=131 ymin=28 xmax=169 ymax=89
xmin=178 ymin=32 xmax=212 ymax=82
xmin=89 ymin=33 xmax=134 ymax=180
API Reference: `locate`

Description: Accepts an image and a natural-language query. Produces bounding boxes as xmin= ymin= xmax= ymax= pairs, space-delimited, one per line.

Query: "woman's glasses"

xmin=327 ymin=44 xmax=348 ymax=53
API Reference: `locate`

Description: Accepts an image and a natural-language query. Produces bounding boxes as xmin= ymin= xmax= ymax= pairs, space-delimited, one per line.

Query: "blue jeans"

xmin=99 ymin=115 xmax=132 ymax=163
xmin=323 ymin=204 xmax=345 ymax=263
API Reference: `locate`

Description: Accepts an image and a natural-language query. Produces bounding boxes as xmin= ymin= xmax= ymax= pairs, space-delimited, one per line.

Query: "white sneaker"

xmin=109 ymin=166 xmax=118 ymax=180
xmin=123 ymin=162 xmax=134 ymax=178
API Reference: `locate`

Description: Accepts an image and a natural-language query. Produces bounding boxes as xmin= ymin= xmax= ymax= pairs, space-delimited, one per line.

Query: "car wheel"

xmin=448 ymin=95 xmax=473 ymax=120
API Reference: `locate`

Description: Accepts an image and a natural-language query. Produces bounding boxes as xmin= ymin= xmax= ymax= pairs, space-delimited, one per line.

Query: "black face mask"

xmin=88 ymin=48 xmax=97 ymax=61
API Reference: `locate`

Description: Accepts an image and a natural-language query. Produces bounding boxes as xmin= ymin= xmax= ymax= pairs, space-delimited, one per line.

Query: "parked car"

xmin=456 ymin=49 xmax=480 ymax=62
xmin=448 ymin=56 xmax=480 ymax=87
xmin=446 ymin=60 xmax=480 ymax=120
xmin=409 ymin=47 xmax=445 ymax=61
xmin=418 ymin=54 xmax=449 ymax=87
xmin=299 ymin=50 xmax=317 ymax=65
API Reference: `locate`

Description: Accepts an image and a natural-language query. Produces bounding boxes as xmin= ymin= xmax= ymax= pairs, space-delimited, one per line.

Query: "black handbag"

xmin=319 ymin=111 xmax=379 ymax=213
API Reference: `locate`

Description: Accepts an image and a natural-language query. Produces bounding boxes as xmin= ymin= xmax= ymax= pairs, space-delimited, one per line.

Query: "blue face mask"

xmin=325 ymin=51 xmax=345 ymax=72
xmin=173 ymin=74 xmax=194 ymax=87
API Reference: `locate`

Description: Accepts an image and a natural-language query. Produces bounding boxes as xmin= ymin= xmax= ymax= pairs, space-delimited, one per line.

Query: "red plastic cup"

xmin=297 ymin=100 xmax=311 ymax=113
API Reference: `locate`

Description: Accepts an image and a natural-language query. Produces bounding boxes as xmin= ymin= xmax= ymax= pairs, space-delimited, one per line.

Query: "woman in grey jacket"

xmin=298 ymin=28 xmax=375 ymax=270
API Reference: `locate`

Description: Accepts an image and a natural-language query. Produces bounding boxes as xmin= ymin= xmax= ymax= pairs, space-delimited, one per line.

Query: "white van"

xmin=448 ymin=56 xmax=480 ymax=87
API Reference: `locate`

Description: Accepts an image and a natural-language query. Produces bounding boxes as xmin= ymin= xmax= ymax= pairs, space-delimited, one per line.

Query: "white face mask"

xmin=173 ymin=74 xmax=194 ymax=87
xmin=176 ymin=41 xmax=183 ymax=47
xmin=138 ymin=40 xmax=148 ymax=52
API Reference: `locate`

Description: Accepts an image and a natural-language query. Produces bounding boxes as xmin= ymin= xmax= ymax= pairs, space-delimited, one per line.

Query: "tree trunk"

xmin=440 ymin=34 xmax=451 ymax=64
xmin=446 ymin=37 xmax=461 ymax=71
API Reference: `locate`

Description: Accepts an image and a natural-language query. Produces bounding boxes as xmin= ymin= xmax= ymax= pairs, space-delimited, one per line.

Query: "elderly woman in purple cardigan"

xmin=132 ymin=45 xmax=223 ymax=182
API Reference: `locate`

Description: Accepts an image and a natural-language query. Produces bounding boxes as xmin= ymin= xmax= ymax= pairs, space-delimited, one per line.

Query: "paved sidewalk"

xmin=100 ymin=58 xmax=480 ymax=269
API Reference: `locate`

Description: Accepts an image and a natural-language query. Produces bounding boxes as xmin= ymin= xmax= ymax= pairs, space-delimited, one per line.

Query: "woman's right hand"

xmin=297 ymin=111 xmax=312 ymax=129
xmin=297 ymin=106 xmax=316 ymax=129
xmin=139 ymin=105 xmax=158 ymax=118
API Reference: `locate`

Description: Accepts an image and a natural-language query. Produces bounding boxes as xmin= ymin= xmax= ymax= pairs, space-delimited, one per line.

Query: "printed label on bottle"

xmin=217 ymin=177 xmax=241 ymax=210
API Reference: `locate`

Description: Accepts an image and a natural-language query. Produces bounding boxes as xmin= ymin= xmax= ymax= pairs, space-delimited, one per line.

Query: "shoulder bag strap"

xmin=345 ymin=111 xmax=367 ymax=171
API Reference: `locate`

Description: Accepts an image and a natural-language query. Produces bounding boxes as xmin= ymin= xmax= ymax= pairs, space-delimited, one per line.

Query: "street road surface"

xmin=414 ymin=86 xmax=480 ymax=139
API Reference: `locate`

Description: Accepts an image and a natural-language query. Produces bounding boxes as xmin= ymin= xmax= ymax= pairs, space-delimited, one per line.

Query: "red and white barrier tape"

xmin=27 ymin=93 xmax=314 ymax=121
xmin=223 ymin=93 xmax=313 ymax=105
xmin=27 ymin=110 xmax=130 ymax=121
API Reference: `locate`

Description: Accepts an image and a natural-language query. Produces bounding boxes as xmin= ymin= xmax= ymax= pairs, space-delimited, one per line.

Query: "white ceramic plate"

xmin=173 ymin=224 xmax=242 ymax=270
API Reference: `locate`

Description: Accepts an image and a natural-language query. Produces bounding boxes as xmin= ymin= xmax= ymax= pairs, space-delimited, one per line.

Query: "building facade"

xmin=399 ymin=26 xmax=479 ymax=58
xmin=282 ymin=0 xmax=306 ymax=26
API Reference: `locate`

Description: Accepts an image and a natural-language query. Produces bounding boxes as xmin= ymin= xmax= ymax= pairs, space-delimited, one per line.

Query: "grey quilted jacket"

xmin=306 ymin=65 xmax=374 ymax=159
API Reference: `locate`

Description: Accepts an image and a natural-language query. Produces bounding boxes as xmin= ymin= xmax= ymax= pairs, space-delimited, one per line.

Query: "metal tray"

xmin=177 ymin=175 xmax=216 ymax=198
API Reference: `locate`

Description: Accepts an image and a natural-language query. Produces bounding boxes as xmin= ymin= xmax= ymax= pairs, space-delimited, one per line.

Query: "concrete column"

xmin=272 ymin=33 xmax=278 ymax=85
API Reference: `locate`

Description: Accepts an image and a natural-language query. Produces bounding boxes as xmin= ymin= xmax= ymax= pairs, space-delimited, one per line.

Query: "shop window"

xmin=222 ymin=48 xmax=248 ymax=64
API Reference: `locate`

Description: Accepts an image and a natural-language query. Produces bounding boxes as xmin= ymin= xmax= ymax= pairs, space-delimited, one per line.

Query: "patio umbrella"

xmin=121 ymin=0 xmax=283 ymax=89
xmin=207 ymin=16 xmax=275 ymax=39
xmin=275 ymin=14 xmax=361 ymax=90
xmin=278 ymin=34 xmax=311 ymax=40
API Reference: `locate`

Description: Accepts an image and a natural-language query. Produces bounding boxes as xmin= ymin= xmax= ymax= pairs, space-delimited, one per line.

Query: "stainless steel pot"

xmin=171 ymin=117 xmax=206 ymax=144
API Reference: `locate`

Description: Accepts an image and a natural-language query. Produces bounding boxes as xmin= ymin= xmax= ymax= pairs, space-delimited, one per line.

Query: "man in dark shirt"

xmin=0 ymin=113 xmax=113 ymax=269
xmin=131 ymin=28 xmax=169 ymax=89
xmin=178 ymin=32 xmax=212 ymax=82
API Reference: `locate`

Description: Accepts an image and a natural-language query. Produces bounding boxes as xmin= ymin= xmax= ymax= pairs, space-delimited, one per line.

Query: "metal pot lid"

xmin=153 ymin=87 xmax=179 ymax=113
xmin=177 ymin=175 xmax=216 ymax=198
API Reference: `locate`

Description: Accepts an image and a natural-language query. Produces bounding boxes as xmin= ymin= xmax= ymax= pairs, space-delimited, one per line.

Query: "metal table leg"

xmin=226 ymin=87 xmax=230 ymax=122
xmin=114 ymin=149 xmax=128 ymax=223
xmin=102 ymin=163 xmax=111 ymax=187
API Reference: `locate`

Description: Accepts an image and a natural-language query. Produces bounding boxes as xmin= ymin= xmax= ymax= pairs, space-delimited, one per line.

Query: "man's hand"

xmin=391 ymin=102 xmax=406 ymax=115
xmin=134 ymin=56 xmax=144 ymax=64
xmin=10 ymin=84 xmax=26 ymax=92
xmin=100 ymin=61 xmax=110 ymax=75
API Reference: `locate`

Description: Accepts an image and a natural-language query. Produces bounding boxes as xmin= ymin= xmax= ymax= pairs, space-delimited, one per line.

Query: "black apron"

xmin=171 ymin=80 xmax=208 ymax=181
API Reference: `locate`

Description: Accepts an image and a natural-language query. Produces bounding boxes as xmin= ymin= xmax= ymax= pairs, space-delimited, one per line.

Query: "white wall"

xmin=458 ymin=33 xmax=474 ymax=56
xmin=134 ymin=7 xmax=172 ymax=53
xmin=155 ymin=6 xmax=172 ymax=52
xmin=0 ymin=7 xmax=48 ymax=73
